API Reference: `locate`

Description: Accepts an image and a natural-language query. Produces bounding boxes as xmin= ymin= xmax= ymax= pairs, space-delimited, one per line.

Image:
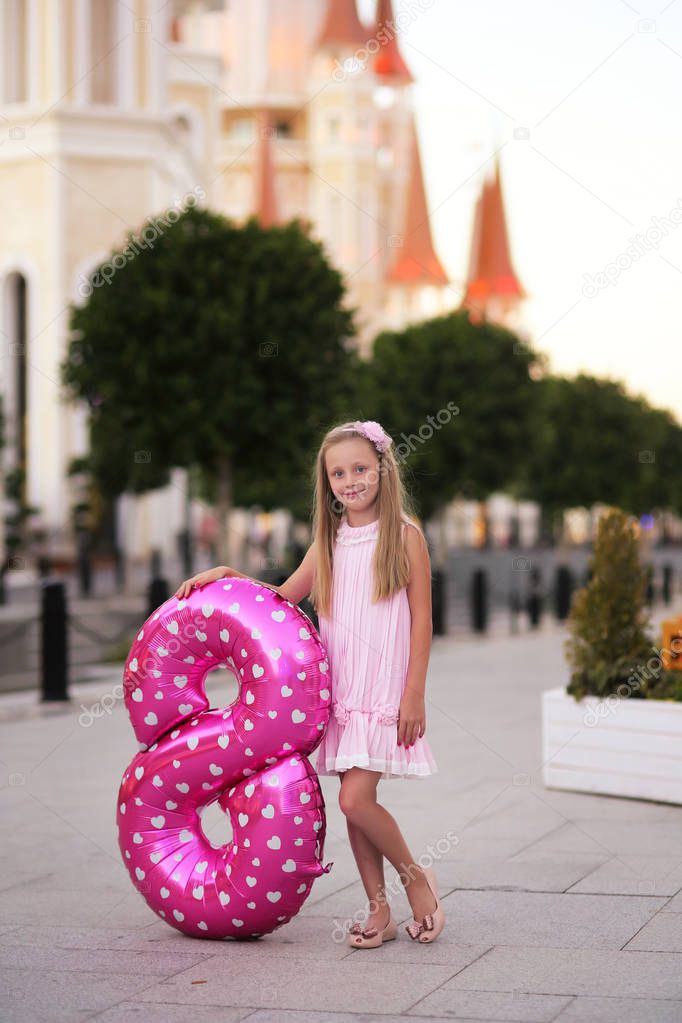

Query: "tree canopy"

xmin=361 ymin=310 xmax=541 ymax=520
xmin=62 ymin=206 xmax=360 ymax=558
xmin=515 ymin=373 xmax=682 ymax=517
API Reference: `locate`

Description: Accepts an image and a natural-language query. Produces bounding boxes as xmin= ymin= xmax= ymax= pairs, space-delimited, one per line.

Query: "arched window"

xmin=2 ymin=272 xmax=29 ymax=505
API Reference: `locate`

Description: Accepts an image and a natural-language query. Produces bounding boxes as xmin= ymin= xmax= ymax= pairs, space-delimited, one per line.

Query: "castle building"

xmin=0 ymin=0 xmax=523 ymax=567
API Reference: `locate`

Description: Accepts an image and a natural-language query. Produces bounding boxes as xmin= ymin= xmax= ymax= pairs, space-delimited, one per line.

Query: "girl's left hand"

xmin=397 ymin=690 xmax=426 ymax=747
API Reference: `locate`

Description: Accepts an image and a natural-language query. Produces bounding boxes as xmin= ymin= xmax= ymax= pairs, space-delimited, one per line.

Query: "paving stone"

xmin=552 ymin=995 xmax=682 ymax=1022
xmin=441 ymin=945 xmax=682 ymax=998
xmin=3 ymin=624 xmax=681 ymax=1021
xmin=241 ymin=1012 xmax=514 ymax=1023
xmin=623 ymin=908 xmax=682 ymax=952
xmin=89 ymin=1006 xmax=250 ymax=1023
xmin=133 ymin=948 xmax=459 ymax=1014
xmin=662 ymin=889 xmax=682 ymax=912
xmin=566 ymin=854 xmax=682 ymax=896
xmin=0 ymin=967 xmax=174 ymax=1022
xmin=409 ymin=987 xmax=574 ymax=1020
xmin=308 ymin=887 xmax=664 ymax=950
xmin=91 ymin=1006 xmax=253 ymax=1023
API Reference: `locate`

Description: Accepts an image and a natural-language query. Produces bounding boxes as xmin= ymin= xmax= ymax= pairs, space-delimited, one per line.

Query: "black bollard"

xmin=662 ymin=563 xmax=673 ymax=605
xmin=431 ymin=569 xmax=446 ymax=635
xmin=113 ymin=544 xmax=125 ymax=593
xmin=178 ymin=528 xmax=193 ymax=578
xmin=76 ymin=533 xmax=92 ymax=597
xmin=509 ymin=589 xmax=522 ymax=634
xmin=150 ymin=548 xmax=162 ymax=578
xmin=471 ymin=568 xmax=488 ymax=633
xmin=526 ymin=567 xmax=543 ymax=628
xmin=41 ymin=580 xmax=69 ymax=702
xmin=555 ymin=565 xmax=574 ymax=620
xmin=148 ymin=577 xmax=169 ymax=617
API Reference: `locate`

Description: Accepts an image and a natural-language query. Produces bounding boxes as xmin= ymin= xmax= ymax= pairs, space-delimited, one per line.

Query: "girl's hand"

xmin=174 ymin=566 xmax=230 ymax=599
xmin=397 ymin=690 xmax=426 ymax=747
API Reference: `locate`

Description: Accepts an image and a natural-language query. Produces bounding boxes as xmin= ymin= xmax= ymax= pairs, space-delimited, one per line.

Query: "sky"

xmin=358 ymin=0 xmax=682 ymax=422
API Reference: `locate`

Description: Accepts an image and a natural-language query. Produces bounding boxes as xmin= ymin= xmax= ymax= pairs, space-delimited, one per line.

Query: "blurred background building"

xmin=0 ymin=0 xmax=531 ymax=569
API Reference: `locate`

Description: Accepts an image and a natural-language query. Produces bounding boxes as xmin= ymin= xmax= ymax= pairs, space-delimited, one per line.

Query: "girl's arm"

xmin=403 ymin=525 xmax=433 ymax=699
xmin=224 ymin=541 xmax=316 ymax=606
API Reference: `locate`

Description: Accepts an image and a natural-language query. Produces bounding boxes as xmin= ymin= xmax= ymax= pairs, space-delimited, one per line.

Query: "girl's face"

xmin=325 ymin=439 xmax=380 ymax=514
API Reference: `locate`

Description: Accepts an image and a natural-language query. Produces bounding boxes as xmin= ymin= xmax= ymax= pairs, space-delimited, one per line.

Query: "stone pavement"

xmin=1 ymin=613 xmax=682 ymax=1023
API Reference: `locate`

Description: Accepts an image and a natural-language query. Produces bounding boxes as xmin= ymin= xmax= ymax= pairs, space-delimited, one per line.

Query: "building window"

xmin=358 ymin=188 xmax=372 ymax=261
xmin=357 ymin=112 xmax=370 ymax=141
xmin=90 ymin=0 xmax=118 ymax=104
xmin=328 ymin=114 xmax=341 ymax=140
xmin=228 ymin=116 xmax=255 ymax=140
xmin=2 ymin=0 xmax=28 ymax=102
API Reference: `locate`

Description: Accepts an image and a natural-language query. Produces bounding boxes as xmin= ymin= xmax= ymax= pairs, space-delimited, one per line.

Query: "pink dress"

xmin=314 ymin=512 xmax=438 ymax=780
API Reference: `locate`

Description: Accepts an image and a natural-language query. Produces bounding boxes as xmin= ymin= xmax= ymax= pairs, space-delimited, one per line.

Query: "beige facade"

xmin=0 ymin=0 xmax=452 ymax=564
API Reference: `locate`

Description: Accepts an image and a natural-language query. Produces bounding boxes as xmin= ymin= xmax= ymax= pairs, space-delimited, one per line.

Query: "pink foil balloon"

xmin=116 ymin=577 xmax=334 ymax=940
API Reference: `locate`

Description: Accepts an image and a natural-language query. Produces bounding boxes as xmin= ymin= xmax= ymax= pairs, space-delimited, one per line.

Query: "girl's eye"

xmin=332 ymin=466 xmax=366 ymax=477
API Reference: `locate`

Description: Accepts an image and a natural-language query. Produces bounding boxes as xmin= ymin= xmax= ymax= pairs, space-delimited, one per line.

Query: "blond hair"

xmin=308 ymin=421 xmax=424 ymax=618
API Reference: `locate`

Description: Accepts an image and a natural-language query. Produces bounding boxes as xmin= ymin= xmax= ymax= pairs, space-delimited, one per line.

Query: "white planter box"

xmin=542 ymin=686 xmax=682 ymax=805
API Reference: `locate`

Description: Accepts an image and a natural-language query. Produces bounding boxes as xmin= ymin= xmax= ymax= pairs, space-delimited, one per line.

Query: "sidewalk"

xmin=1 ymin=618 xmax=681 ymax=1022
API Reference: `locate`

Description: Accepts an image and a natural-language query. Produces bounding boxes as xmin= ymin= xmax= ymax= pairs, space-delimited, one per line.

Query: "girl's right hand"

xmin=174 ymin=566 xmax=231 ymax=599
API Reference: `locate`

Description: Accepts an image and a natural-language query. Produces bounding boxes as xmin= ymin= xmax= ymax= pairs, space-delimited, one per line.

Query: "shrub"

xmin=564 ymin=508 xmax=681 ymax=701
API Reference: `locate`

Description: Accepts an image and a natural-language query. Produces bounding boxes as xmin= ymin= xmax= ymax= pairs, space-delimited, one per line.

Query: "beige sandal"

xmin=348 ymin=908 xmax=397 ymax=949
xmin=405 ymin=867 xmax=446 ymax=944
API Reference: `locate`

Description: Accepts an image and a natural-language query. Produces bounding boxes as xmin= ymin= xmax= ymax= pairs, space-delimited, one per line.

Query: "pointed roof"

xmin=317 ymin=0 xmax=367 ymax=49
xmin=373 ymin=0 xmax=414 ymax=83
xmin=462 ymin=156 xmax=526 ymax=310
xmin=253 ymin=108 xmax=278 ymax=228
xmin=387 ymin=121 xmax=448 ymax=287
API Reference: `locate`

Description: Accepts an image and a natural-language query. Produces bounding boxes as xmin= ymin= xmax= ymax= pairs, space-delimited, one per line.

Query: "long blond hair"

xmin=308 ymin=421 xmax=424 ymax=618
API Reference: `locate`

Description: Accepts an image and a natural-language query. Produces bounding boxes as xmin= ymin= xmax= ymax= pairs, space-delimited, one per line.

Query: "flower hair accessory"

xmin=346 ymin=420 xmax=393 ymax=454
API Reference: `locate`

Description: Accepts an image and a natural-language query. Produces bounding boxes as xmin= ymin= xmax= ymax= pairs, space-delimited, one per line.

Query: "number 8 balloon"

xmin=116 ymin=577 xmax=334 ymax=940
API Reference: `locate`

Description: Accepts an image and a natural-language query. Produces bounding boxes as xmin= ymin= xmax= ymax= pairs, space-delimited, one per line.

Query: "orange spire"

xmin=253 ymin=109 xmax=278 ymax=228
xmin=317 ymin=0 xmax=367 ymax=48
xmin=373 ymin=0 xmax=414 ymax=83
xmin=387 ymin=121 xmax=448 ymax=287
xmin=462 ymin=156 xmax=526 ymax=316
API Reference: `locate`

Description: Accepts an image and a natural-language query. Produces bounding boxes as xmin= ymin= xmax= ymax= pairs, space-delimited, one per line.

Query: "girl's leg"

xmin=338 ymin=766 xmax=437 ymax=924
xmin=338 ymin=772 xmax=388 ymax=930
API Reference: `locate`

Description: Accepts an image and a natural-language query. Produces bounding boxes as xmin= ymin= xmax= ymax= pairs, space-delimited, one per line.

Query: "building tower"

xmin=385 ymin=118 xmax=450 ymax=326
xmin=461 ymin=154 xmax=526 ymax=330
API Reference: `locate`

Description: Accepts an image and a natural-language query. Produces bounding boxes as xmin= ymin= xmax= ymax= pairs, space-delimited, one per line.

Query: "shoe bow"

xmin=348 ymin=920 xmax=380 ymax=939
xmin=406 ymin=913 xmax=434 ymax=939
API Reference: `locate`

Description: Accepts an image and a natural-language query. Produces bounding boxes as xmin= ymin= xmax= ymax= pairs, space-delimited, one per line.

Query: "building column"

xmin=73 ymin=0 xmax=90 ymax=104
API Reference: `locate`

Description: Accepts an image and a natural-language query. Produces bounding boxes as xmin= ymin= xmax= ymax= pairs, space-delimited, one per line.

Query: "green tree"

xmin=362 ymin=310 xmax=541 ymax=521
xmin=517 ymin=374 xmax=682 ymax=524
xmin=62 ymin=206 xmax=359 ymax=562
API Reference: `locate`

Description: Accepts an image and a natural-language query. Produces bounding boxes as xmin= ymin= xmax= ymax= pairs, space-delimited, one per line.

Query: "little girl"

xmin=175 ymin=419 xmax=445 ymax=948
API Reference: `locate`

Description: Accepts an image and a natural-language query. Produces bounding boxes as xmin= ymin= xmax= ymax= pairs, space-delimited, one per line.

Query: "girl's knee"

xmin=338 ymin=784 xmax=372 ymax=821
xmin=338 ymin=786 xmax=358 ymax=819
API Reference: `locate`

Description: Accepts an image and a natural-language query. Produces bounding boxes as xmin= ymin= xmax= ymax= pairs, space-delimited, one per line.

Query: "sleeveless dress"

xmin=314 ymin=512 xmax=438 ymax=780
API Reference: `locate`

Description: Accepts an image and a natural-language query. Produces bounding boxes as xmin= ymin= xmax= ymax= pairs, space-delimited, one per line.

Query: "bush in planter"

xmin=564 ymin=508 xmax=682 ymax=702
